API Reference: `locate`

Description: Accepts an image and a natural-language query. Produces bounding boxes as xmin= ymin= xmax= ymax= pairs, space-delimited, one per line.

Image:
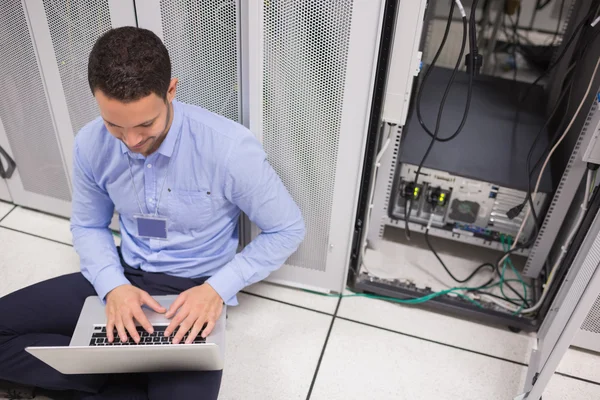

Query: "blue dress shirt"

xmin=70 ymin=100 xmax=305 ymax=305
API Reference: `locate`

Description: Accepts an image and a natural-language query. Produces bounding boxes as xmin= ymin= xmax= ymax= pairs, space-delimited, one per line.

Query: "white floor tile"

xmin=310 ymin=318 xmax=527 ymax=400
xmin=0 ymin=207 xmax=121 ymax=247
xmin=0 ymin=202 xmax=14 ymax=221
xmin=1 ymin=207 xmax=72 ymax=244
xmin=557 ymin=348 xmax=600 ymax=385
xmin=243 ymin=281 xmax=338 ymax=314
xmin=338 ymin=292 xmax=535 ymax=365
xmin=220 ymin=293 xmax=331 ymax=400
xmin=351 ymin=228 xmax=536 ymax=365
xmin=0 ymin=229 xmax=79 ymax=297
xmin=544 ymin=375 xmax=600 ymax=400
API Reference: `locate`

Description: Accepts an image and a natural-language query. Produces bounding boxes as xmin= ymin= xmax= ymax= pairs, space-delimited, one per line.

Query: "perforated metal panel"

xmin=159 ymin=0 xmax=240 ymax=122
xmin=0 ymin=1 xmax=71 ymax=201
xmin=43 ymin=0 xmax=112 ymax=136
xmin=581 ymin=295 xmax=600 ymax=333
xmin=262 ymin=1 xmax=353 ymax=271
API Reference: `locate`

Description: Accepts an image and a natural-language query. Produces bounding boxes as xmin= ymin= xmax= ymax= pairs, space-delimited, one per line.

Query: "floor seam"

xmin=554 ymin=372 xmax=600 ymax=387
xmin=335 ymin=316 xmax=600 ymax=387
xmin=336 ymin=315 xmax=528 ymax=367
xmin=0 ymin=225 xmax=72 ymax=247
xmin=0 ymin=224 xmax=340 ymax=319
xmin=0 ymin=205 xmax=17 ymax=224
xmin=240 ymin=291 xmax=334 ymax=317
xmin=2 ymin=214 xmax=599 ymax=388
xmin=306 ymin=296 xmax=341 ymax=400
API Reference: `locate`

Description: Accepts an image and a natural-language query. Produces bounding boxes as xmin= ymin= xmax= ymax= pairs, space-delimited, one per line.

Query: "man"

xmin=0 ymin=26 xmax=304 ymax=399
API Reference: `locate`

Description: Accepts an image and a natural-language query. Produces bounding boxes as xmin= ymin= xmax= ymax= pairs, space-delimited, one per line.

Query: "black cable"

xmin=414 ymin=2 xmax=473 ymax=142
xmin=473 ymin=291 xmax=524 ymax=307
xmin=405 ymin=1 xmax=468 ymax=238
xmin=525 ymin=70 xmax=575 ymax=223
xmin=522 ymin=26 xmax=600 ymax=259
xmin=511 ymin=22 xmax=600 ymax=281
xmin=424 ymin=225 xmax=531 ymax=307
xmin=508 ymin=8 xmax=599 ymax=222
xmin=492 ymin=245 xmax=532 ymax=307
xmin=518 ymin=13 xmax=591 ymax=104
xmin=404 ymin=196 xmax=411 ymax=240
xmin=424 ymin=229 xmax=495 ymax=284
xmin=406 ymin=3 xmax=470 ymax=237
xmin=520 ymin=22 xmax=600 ymax=228
xmin=537 ymin=0 xmax=553 ymax=10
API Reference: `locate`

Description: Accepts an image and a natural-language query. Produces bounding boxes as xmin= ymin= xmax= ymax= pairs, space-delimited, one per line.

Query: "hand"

xmin=105 ymin=284 xmax=166 ymax=344
xmin=164 ymin=283 xmax=224 ymax=344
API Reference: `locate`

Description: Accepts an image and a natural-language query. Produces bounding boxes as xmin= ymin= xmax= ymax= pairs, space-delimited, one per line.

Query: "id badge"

xmin=134 ymin=214 xmax=168 ymax=240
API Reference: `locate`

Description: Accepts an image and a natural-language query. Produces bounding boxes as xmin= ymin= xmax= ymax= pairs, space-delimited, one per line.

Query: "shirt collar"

xmin=120 ymin=100 xmax=183 ymax=158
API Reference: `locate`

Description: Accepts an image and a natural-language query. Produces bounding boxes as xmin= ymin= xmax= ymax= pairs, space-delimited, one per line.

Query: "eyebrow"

xmin=104 ymin=115 xmax=159 ymax=128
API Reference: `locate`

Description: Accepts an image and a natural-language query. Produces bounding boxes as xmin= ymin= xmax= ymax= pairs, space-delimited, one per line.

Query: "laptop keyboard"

xmin=89 ymin=325 xmax=206 ymax=346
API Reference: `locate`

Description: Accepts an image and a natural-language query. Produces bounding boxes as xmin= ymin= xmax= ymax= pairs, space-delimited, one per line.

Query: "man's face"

xmin=95 ymin=78 xmax=178 ymax=156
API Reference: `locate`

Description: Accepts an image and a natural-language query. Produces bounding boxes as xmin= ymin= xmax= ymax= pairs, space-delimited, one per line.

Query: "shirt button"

xmin=148 ymin=198 xmax=154 ymax=203
xmin=147 ymin=164 xmax=152 ymax=168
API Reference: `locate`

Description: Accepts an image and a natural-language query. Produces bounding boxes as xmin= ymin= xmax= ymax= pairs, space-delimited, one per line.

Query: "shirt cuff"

xmin=93 ymin=266 xmax=131 ymax=301
xmin=206 ymin=263 xmax=246 ymax=306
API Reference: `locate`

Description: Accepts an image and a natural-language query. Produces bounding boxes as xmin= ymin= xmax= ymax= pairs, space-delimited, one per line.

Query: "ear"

xmin=166 ymin=78 xmax=178 ymax=102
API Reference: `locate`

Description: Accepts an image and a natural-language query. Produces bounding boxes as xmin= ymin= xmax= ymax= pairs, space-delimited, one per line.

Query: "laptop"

xmin=25 ymin=295 xmax=226 ymax=374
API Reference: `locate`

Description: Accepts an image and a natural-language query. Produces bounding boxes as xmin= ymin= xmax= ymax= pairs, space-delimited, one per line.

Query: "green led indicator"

xmin=437 ymin=192 xmax=447 ymax=206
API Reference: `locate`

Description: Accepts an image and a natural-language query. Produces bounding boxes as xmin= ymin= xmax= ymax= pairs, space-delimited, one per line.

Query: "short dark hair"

xmin=88 ymin=27 xmax=171 ymax=102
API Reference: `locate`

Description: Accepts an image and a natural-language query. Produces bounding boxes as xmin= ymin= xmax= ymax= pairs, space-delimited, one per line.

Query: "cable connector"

xmin=507 ymin=203 xmax=525 ymax=220
xmin=454 ymin=0 xmax=466 ymax=18
xmin=426 ymin=213 xmax=435 ymax=232
xmin=465 ymin=52 xmax=483 ymax=75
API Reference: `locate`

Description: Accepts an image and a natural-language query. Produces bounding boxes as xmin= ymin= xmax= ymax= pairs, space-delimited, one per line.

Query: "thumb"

xmin=166 ymin=294 xmax=185 ymax=319
xmin=140 ymin=291 xmax=166 ymax=313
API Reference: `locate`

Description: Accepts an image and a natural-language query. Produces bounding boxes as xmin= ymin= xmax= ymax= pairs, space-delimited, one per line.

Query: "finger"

xmin=106 ymin=316 xmax=115 ymax=343
xmin=165 ymin=308 xmax=188 ymax=337
xmin=132 ymin=306 xmax=154 ymax=337
xmin=186 ymin=318 xmax=206 ymax=344
xmin=115 ymin=316 xmax=128 ymax=343
xmin=173 ymin=317 xmax=194 ymax=345
xmin=165 ymin=294 xmax=186 ymax=319
xmin=140 ymin=292 xmax=166 ymax=314
xmin=123 ymin=314 xmax=138 ymax=343
xmin=201 ymin=320 xmax=215 ymax=339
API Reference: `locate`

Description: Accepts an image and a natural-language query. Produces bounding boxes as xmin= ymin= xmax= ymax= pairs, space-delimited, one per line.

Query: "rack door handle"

xmin=0 ymin=145 xmax=16 ymax=179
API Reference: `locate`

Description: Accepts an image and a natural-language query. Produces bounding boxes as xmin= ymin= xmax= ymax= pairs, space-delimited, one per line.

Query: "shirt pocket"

xmin=168 ymin=189 xmax=217 ymax=232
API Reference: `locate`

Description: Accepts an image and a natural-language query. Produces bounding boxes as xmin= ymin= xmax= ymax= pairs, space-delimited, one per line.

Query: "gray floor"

xmin=0 ymin=202 xmax=599 ymax=399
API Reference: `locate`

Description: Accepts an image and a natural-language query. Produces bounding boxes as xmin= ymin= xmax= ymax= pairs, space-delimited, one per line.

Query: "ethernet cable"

xmin=497 ymin=169 xmax=593 ymax=314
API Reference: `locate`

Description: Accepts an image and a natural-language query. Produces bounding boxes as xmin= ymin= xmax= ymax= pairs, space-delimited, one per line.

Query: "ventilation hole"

xmin=581 ymin=295 xmax=600 ymax=333
xmin=43 ymin=0 xmax=111 ymax=136
xmin=159 ymin=0 xmax=240 ymax=122
xmin=262 ymin=1 xmax=353 ymax=271
xmin=0 ymin=1 xmax=71 ymax=201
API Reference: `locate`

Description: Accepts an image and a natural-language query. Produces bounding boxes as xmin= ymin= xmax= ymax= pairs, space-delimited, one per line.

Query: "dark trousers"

xmin=0 ymin=265 xmax=223 ymax=399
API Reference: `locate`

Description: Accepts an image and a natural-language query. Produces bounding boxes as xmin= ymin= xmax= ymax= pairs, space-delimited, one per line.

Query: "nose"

xmin=123 ymin=131 xmax=144 ymax=148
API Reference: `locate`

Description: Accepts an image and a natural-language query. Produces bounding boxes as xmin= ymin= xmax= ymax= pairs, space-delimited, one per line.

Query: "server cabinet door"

xmin=240 ymin=0 xmax=385 ymax=292
xmin=135 ymin=0 xmax=242 ymax=123
xmin=0 ymin=0 xmax=136 ymax=218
